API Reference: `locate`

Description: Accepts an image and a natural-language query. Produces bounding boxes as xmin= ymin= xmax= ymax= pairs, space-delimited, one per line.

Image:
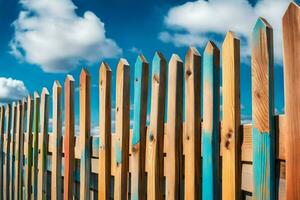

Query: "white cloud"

xmin=0 ymin=77 xmax=29 ymax=103
xmin=10 ymin=0 xmax=122 ymax=73
xmin=128 ymin=47 xmax=142 ymax=54
xmin=160 ymin=0 xmax=290 ymax=63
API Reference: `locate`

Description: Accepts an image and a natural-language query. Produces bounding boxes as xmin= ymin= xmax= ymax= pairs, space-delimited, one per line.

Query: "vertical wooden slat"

xmin=24 ymin=95 xmax=33 ymax=200
xmin=3 ymin=104 xmax=11 ymax=199
xmin=147 ymin=52 xmax=166 ymax=200
xmin=79 ymin=69 xmax=91 ymax=200
xmin=165 ymin=54 xmax=183 ymax=200
xmin=98 ymin=63 xmax=112 ymax=200
xmin=184 ymin=47 xmax=201 ymax=200
xmin=37 ymin=88 xmax=49 ymax=200
xmin=14 ymin=101 xmax=22 ymax=200
xmin=282 ymin=2 xmax=300 ymax=199
xmin=114 ymin=58 xmax=130 ymax=200
xmin=0 ymin=106 xmax=5 ymax=199
xmin=9 ymin=103 xmax=17 ymax=200
xmin=251 ymin=18 xmax=275 ymax=200
xmin=52 ymin=81 xmax=63 ymax=200
xmin=64 ymin=75 xmax=75 ymax=200
xmin=131 ymin=55 xmax=149 ymax=200
xmin=202 ymin=41 xmax=220 ymax=200
xmin=32 ymin=92 xmax=40 ymax=200
xmin=221 ymin=31 xmax=241 ymax=200
xmin=20 ymin=99 xmax=27 ymax=199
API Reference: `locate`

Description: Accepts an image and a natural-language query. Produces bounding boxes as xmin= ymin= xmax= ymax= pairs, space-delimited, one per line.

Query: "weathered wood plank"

xmin=282 ymin=2 xmax=300 ymax=199
xmin=131 ymin=55 xmax=149 ymax=200
xmin=14 ymin=102 xmax=22 ymax=200
xmin=114 ymin=59 xmax=130 ymax=200
xmin=79 ymin=69 xmax=91 ymax=200
xmin=202 ymin=41 xmax=220 ymax=200
xmin=251 ymin=17 xmax=275 ymax=200
xmin=165 ymin=54 xmax=183 ymax=200
xmin=20 ymin=99 xmax=27 ymax=199
xmin=38 ymin=88 xmax=49 ymax=200
xmin=98 ymin=63 xmax=112 ymax=200
xmin=221 ymin=31 xmax=241 ymax=200
xmin=184 ymin=47 xmax=201 ymax=200
xmin=3 ymin=104 xmax=11 ymax=200
xmin=24 ymin=95 xmax=33 ymax=200
xmin=0 ymin=106 xmax=4 ymax=199
xmin=146 ymin=52 xmax=166 ymax=200
xmin=32 ymin=92 xmax=40 ymax=200
xmin=64 ymin=75 xmax=75 ymax=200
xmin=9 ymin=103 xmax=16 ymax=200
xmin=51 ymin=81 xmax=63 ymax=200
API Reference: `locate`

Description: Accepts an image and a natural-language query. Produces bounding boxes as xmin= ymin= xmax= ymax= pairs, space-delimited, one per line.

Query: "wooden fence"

xmin=0 ymin=2 xmax=299 ymax=200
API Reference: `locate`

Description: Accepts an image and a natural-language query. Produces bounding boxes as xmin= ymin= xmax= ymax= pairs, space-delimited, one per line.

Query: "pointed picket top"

xmin=80 ymin=68 xmax=90 ymax=81
xmin=205 ymin=41 xmax=218 ymax=54
xmin=117 ymin=58 xmax=130 ymax=69
xmin=136 ymin=54 xmax=148 ymax=65
xmin=65 ymin=74 xmax=75 ymax=83
xmin=34 ymin=91 xmax=39 ymax=99
xmin=283 ymin=2 xmax=299 ymax=20
xmin=100 ymin=62 xmax=112 ymax=73
xmin=170 ymin=53 xmax=183 ymax=64
xmin=41 ymin=87 xmax=49 ymax=97
xmin=53 ymin=80 xmax=62 ymax=90
xmin=186 ymin=46 xmax=200 ymax=58
xmin=252 ymin=18 xmax=272 ymax=44
xmin=223 ymin=31 xmax=239 ymax=48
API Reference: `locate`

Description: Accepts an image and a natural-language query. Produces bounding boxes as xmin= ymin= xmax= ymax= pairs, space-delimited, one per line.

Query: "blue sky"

xmin=0 ymin=0 xmax=296 ymax=133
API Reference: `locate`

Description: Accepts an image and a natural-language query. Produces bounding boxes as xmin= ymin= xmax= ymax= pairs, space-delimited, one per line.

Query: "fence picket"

xmin=202 ymin=41 xmax=220 ymax=200
xmin=79 ymin=69 xmax=91 ymax=200
xmin=20 ymin=99 xmax=27 ymax=199
xmin=131 ymin=55 xmax=149 ymax=200
xmin=0 ymin=106 xmax=4 ymax=199
xmin=9 ymin=103 xmax=16 ymax=200
xmin=52 ymin=81 xmax=63 ymax=200
xmin=98 ymin=63 xmax=112 ymax=200
xmin=38 ymin=88 xmax=49 ymax=200
xmin=146 ymin=52 xmax=166 ymax=200
xmin=184 ymin=47 xmax=201 ymax=200
xmin=32 ymin=92 xmax=40 ymax=200
xmin=114 ymin=59 xmax=130 ymax=200
xmin=64 ymin=75 xmax=75 ymax=200
xmin=165 ymin=54 xmax=183 ymax=200
xmin=221 ymin=31 xmax=241 ymax=200
xmin=15 ymin=101 xmax=22 ymax=200
xmin=282 ymin=2 xmax=300 ymax=199
xmin=3 ymin=104 xmax=11 ymax=199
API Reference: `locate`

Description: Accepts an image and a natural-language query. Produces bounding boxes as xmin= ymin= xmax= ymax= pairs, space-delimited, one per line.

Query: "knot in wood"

xmin=153 ymin=74 xmax=160 ymax=84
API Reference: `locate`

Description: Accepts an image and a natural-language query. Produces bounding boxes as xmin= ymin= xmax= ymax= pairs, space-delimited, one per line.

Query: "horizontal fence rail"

xmin=0 ymin=2 xmax=299 ymax=200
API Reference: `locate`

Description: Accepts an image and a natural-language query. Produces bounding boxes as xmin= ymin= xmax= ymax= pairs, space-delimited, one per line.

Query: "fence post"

xmin=38 ymin=88 xmax=49 ymax=200
xmin=165 ymin=54 xmax=183 ymax=200
xmin=79 ymin=69 xmax=91 ymax=200
xmin=32 ymin=92 xmax=40 ymax=200
xmin=98 ymin=63 xmax=112 ymax=200
xmin=24 ymin=95 xmax=33 ymax=200
xmin=64 ymin=75 xmax=75 ymax=200
xmin=114 ymin=58 xmax=130 ymax=200
xmin=15 ymin=101 xmax=22 ymax=200
xmin=202 ymin=41 xmax=220 ymax=200
xmin=184 ymin=47 xmax=201 ymax=200
xmin=9 ymin=103 xmax=16 ymax=200
xmin=20 ymin=99 xmax=27 ymax=199
xmin=0 ymin=106 xmax=4 ymax=199
xmin=283 ymin=2 xmax=300 ymax=199
xmin=3 ymin=104 xmax=11 ymax=199
xmin=251 ymin=17 xmax=275 ymax=200
xmin=221 ymin=31 xmax=241 ymax=200
xmin=52 ymin=81 xmax=63 ymax=200
xmin=131 ymin=55 xmax=149 ymax=200
xmin=147 ymin=52 xmax=166 ymax=200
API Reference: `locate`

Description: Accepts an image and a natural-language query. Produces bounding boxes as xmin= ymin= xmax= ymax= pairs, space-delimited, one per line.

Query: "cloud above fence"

xmin=0 ymin=77 xmax=28 ymax=103
xmin=160 ymin=0 xmax=290 ymax=64
xmin=9 ymin=0 xmax=122 ymax=73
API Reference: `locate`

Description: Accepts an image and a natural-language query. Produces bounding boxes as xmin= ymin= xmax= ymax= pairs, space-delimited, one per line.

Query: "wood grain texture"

xmin=184 ymin=47 xmax=201 ymax=200
xmin=114 ymin=59 xmax=130 ymax=200
xmin=131 ymin=55 xmax=149 ymax=200
xmin=202 ymin=41 xmax=220 ymax=200
xmin=9 ymin=103 xmax=16 ymax=200
xmin=221 ymin=31 xmax=241 ymax=200
xmin=98 ymin=63 xmax=112 ymax=200
xmin=79 ymin=69 xmax=91 ymax=200
xmin=0 ymin=106 xmax=4 ymax=199
xmin=146 ymin=52 xmax=166 ymax=200
xmin=38 ymin=88 xmax=49 ymax=200
xmin=282 ymin=2 xmax=300 ymax=199
xmin=20 ymin=99 xmax=27 ymax=199
xmin=3 ymin=104 xmax=11 ymax=200
xmin=14 ymin=102 xmax=22 ymax=200
xmin=24 ymin=96 xmax=33 ymax=200
xmin=165 ymin=54 xmax=183 ymax=200
xmin=32 ymin=92 xmax=40 ymax=200
xmin=64 ymin=75 xmax=75 ymax=200
xmin=251 ymin=17 xmax=275 ymax=200
xmin=51 ymin=81 xmax=63 ymax=200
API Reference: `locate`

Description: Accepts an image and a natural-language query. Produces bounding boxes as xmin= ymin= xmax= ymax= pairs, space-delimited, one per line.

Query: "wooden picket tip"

xmin=283 ymin=2 xmax=300 ymax=199
xmin=98 ymin=62 xmax=112 ymax=200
